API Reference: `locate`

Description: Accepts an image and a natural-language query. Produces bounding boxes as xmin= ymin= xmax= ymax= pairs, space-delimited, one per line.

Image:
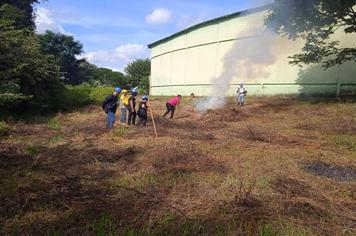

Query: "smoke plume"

xmin=197 ymin=24 xmax=278 ymax=112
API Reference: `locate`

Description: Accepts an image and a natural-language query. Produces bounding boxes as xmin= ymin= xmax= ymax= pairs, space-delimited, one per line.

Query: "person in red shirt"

xmin=162 ymin=95 xmax=182 ymax=119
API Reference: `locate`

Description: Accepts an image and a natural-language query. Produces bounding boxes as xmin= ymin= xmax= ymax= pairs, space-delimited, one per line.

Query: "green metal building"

xmin=148 ymin=6 xmax=356 ymax=96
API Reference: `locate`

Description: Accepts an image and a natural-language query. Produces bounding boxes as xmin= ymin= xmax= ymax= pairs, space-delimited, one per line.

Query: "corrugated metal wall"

xmin=150 ymin=10 xmax=356 ymax=96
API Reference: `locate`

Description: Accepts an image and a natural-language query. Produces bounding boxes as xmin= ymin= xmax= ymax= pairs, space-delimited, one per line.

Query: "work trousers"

xmin=127 ymin=107 xmax=136 ymax=125
xmin=120 ymin=108 xmax=127 ymax=123
xmin=163 ymin=103 xmax=175 ymax=119
xmin=107 ymin=111 xmax=115 ymax=128
xmin=238 ymin=95 xmax=245 ymax=106
xmin=137 ymin=112 xmax=148 ymax=126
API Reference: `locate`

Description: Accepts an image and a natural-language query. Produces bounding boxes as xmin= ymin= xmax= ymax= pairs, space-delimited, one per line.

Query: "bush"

xmin=89 ymin=87 xmax=113 ymax=105
xmin=55 ymin=85 xmax=113 ymax=111
xmin=56 ymin=85 xmax=92 ymax=111
xmin=0 ymin=121 xmax=11 ymax=136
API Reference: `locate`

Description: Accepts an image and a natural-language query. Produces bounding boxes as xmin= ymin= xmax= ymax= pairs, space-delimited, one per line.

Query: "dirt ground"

xmin=1 ymin=96 xmax=356 ymax=235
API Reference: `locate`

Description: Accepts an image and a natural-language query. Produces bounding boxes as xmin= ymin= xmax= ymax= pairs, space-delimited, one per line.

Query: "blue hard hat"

xmin=131 ymin=87 xmax=138 ymax=93
xmin=115 ymin=87 xmax=121 ymax=93
xmin=142 ymin=96 xmax=148 ymax=101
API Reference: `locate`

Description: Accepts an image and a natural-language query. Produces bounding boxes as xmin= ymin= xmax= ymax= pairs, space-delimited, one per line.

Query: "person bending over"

xmin=163 ymin=95 xmax=181 ymax=119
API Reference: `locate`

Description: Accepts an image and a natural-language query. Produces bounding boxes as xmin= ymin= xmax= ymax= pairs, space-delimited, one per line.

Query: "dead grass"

xmin=1 ymin=96 xmax=356 ymax=235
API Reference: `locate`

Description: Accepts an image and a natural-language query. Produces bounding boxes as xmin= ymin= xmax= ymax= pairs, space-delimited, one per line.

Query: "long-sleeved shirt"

xmin=102 ymin=94 xmax=118 ymax=113
xmin=167 ymin=96 xmax=181 ymax=106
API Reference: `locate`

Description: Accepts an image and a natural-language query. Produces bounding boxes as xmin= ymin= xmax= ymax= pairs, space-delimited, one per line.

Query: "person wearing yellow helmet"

xmin=119 ymin=89 xmax=128 ymax=124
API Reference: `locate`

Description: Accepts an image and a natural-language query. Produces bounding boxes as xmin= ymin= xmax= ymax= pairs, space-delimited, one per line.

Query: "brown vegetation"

xmin=1 ymin=96 xmax=355 ymax=235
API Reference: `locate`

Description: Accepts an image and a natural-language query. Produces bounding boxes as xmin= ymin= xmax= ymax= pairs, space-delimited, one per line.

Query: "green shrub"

xmin=0 ymin=121 xmax=11 ymax=136
xmin=89 ymin=87 xmax=113 ymax=105
xmin=54 ymin=85 xmax=115 ymax=111
xmin=56 ymin=85 xmax=93 ymax=111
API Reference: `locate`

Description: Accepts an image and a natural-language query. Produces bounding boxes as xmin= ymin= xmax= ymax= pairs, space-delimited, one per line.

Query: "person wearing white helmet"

xmin=137 ymin=96 xmax=149 ymax=126
xmin=102 ymin=87 xmax=121 ymax=128
xmin=126 ymin=87 xmax=138 ymax=125
xmin=236 ymin=82 xmax=247 ymax=106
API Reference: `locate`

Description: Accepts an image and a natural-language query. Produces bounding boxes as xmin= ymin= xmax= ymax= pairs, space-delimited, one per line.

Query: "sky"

xmin=34 ymin=0 xmax=272 ymax=72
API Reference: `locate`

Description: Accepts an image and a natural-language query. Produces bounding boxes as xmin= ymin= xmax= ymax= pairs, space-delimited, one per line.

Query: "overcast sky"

xmin=35 ymin=0 xmax=272 ymax=71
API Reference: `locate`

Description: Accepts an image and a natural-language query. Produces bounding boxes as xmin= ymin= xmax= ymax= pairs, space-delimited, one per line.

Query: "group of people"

xmin=102 ymin=87 xmax=182 ymax=129
xmin=102 ymin=83 xmax=247 ymax=129
xmin=102 ymin=87 xmax=148 ymax=129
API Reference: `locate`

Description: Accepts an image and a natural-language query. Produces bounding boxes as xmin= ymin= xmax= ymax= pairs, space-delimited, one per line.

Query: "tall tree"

xmin=38 ymin=31 xmax=84 ymax=84
xmin=0 ymin=0 xmax=42 ymax=29
xmin=0 ymin=4 xmax=61 ymax=115
xmin=90 ymin=67 xmax=127 ymax=87
xmin=124 ymin=59 xmax=150 ymax=93
xmin=265 ymin=0 xmax=356 ymax=68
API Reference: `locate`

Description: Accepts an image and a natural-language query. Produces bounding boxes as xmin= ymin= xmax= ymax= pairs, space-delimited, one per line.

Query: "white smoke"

xmin=197 ymin=24 xmax=278 ymax=112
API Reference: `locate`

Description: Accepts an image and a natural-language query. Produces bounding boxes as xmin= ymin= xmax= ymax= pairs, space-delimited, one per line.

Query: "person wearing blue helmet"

xmin=126 ymin=87 xmax=138 ymax=125
xmin=137 ymin=96 xmax=149 ymax=126
xmin=102 ymin=87 xmax=121 ymax=129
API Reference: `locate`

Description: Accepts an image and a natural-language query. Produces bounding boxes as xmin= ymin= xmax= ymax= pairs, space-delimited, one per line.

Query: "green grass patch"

xmin=0 ymin=121 xmax=11 ymax=136
xmin=112 ymin=127 xmax=132 ymax=137
xmin=259 ymin=223 xmax=278 ymax=236
xmin=48 ymin=135 xmax=66 ymax=146
xmin=26 ymin=145 xmax=43 ymax=157
xmin=256 ymin=176 xmax=272 ymax=189
xmin=93 ymin=214 xmax=116 ymax=236
xmin=47 ymin=118 xmax=63 ymax=130
xmin=109 ymin=170 xmax=158 ymax=191
xmin=330 ymin=135 xmax=356 ymax=151
xmin=258 ymin=221 xmax=313 ymax=236
xmin=160 ymin=172 xmax=199 ymax=188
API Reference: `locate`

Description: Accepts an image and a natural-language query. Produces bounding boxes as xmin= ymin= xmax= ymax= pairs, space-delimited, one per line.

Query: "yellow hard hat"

xmin=121 ymin=89 xmax=128 ymax=93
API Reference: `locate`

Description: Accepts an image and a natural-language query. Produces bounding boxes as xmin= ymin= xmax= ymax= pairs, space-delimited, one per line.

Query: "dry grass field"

xmin=1 ymin=96 xmax=355 ymax=235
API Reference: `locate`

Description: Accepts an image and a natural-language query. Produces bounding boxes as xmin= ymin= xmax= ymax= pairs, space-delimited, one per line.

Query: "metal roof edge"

xmin=147 ymin=3 xmax=273 ymax=49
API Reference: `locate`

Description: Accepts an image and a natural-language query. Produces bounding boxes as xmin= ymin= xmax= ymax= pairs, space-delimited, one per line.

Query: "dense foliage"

xmin=0 ymin=1 xmax=151 ymax=117
xmin=89 ymin=67 xmax=127 ymax=88
xmin=0 ymin=4 xmax=62 ymax=115
xmin=124 ymin=59 xmax=151 ymax=93
xmin=38 ymin=31 xmax=87 ymax=84
xmin=266 ymin=0 xmax=356 ymax=68
xmin=1 ymin=0 xmax=41 ymax=29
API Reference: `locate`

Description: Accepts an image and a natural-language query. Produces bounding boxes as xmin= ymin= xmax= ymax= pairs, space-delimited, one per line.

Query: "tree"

xmin=0 ymin=4 xmax=62 ymax=115
xmin=38 ymin=31 xmax=84 ymax=84
xmin=90 ymin=67 xmax=128 ymax=87
xmin=124 ymin=59 xmax=150 ymax=93
xmin=265 ymin=0 xmax=356 ymax=69
xmin=0 ymin=0 xmax=42 ymax=29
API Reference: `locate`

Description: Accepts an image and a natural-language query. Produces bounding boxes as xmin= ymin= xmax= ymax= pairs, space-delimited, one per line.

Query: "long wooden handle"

xmin=148 ymin=101 xmax=158 ymax=139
